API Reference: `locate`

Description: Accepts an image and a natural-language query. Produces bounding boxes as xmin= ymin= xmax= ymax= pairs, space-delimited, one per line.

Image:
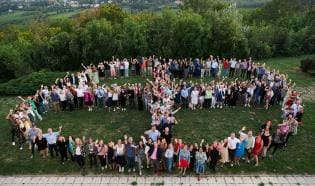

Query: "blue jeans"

xmin=196 ymin=162 xmax=205 ymax=174
xmin=166 ymin=157 xmax=173 ymax=173
xmin=127 ymin=156 xmax=135 ymax=170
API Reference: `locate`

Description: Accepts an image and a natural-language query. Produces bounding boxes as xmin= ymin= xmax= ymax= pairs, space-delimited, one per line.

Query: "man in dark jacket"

xmin=148 ymin=141 xmax=163 ymax=174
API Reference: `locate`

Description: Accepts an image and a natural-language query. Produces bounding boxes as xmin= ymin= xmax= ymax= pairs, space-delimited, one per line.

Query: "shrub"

xmin=0 ymin=70 xmax=65 ymax=96
xmin=300 ymin=58 xmax=315 ymax=75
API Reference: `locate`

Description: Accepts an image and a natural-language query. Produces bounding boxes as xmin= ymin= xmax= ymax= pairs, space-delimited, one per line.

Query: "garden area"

xmin=0 ymin=55 xmax=314 ymax=175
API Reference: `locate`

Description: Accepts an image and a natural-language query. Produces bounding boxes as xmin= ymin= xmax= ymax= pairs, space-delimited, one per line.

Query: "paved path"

xmin=0 ymin=175 xmax=314 ymax=186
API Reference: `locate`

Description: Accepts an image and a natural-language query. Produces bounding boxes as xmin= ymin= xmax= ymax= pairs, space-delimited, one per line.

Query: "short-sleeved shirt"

xmin=148 ymin=130 xmax=160 ymax=141
xmin=228 ymin=137 xmax=240 ymax=150
xmin=43 ymin=132 xmax=59 ymax=144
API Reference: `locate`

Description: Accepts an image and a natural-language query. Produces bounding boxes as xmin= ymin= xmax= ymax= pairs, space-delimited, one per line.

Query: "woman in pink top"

xmin=84 ymin=87 xmax=94 ymax=112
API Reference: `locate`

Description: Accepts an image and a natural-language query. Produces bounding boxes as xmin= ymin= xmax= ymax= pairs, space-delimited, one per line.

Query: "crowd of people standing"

xmin=6 ymin=55 xmax=304 ymax=178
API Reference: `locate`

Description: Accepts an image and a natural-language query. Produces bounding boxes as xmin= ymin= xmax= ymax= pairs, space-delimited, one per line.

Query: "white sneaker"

xmin=20 ymin=146 xmax=23 ymax=150
xmin=12 ymin=142 xmax=15 ymax=146
xmin=139 ymin=170 xmax=142 ymax=176
xmin=128 ymin=169 xmax=131 ymax=173
xmin=118 ymin=167 xmax=121 ymax=172
xmin=133 ymin=168 xmax=135 ymax=172
xmin=121 ymin=167 xmax=124 ymax=172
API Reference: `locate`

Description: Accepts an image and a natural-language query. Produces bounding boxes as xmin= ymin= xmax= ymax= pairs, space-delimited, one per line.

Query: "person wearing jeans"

xmin=28 ymin=124 xmax=41 ymax=159
xmin=195 ymin=147 xmax=207 ymax=180
xmin=126 ymin=137 xmax=137 ymax=172
xmin=164 ymin=143 xmax=174 ymax=173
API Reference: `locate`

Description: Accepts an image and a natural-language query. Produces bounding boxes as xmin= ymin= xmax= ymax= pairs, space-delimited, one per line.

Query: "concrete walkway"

xmin=0 ymin=175 xmax=314 ymax=186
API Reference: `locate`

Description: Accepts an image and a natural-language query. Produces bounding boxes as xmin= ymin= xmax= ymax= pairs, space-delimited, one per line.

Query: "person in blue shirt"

xmin=43 ymin=126 xmax=62 ymax=158
xmin=234 ymin=136 xmax=247 ymax=166
xmin=144 ymin=126 xmax=160 ymax=142
xmin=180 ymin=83 xmax=191 ymax=109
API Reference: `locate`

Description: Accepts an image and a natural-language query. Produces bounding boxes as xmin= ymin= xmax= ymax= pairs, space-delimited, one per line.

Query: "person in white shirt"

xmin=229 ymin=58 xmax=237 ymax=77
xmin=205 ymin=59 xmax=212 ymax=77
xmin=211 ymin=60 xmax=219 ymax=78
xmin=76 ymin=85 xmax=84 ymax=109
xmin=124 ymin=59 xmax=129 ymax=77
xmin=164 ymin=143 xmax=174 ymax=173
xmin=227 ymin=132 xmax=240 ymax=167
xmin=190 ymin=87 xmax=200 ymax=110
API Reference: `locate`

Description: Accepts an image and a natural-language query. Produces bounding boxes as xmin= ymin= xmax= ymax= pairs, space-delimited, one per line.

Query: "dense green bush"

xmin=0 ymin=71 xmax=65 ymax=96
xmin=300 ymin=59 xmax=315 ymax=75
xmin=0 ymin=0 xmax=314 ymax=83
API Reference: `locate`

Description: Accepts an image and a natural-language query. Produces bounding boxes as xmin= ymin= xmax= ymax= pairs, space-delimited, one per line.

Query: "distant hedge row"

xmin=0 ymin=71 xmax=64 ymax=96
xmin=300 ymin=59 xmax=315 ymax=76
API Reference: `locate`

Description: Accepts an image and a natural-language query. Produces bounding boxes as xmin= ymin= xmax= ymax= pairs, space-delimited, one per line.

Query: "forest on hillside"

xmin=0 ymin=0 xmax=314 ymax=83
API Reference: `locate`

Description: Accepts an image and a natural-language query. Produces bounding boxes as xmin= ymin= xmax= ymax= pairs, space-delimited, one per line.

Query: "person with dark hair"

xmin=56 ymin=135 xmax=68 ymax=164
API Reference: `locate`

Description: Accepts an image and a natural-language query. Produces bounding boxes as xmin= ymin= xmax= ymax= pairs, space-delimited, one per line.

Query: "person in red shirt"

xmin=222 ymin=59 xmax=230 ymax=78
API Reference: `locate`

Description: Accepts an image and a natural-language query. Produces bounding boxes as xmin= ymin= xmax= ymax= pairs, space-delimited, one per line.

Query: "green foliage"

xmin=0 ymin=1 xmax=314 ymax=83
xmin=300 ymin=58 xmax=315 ymax=75
xmin=0 ymin=71 xmax=65 ymax=96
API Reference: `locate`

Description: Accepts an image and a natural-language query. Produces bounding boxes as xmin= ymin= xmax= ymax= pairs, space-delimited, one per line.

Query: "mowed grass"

xmin=0 ymin=55 xmax=314 ymax=175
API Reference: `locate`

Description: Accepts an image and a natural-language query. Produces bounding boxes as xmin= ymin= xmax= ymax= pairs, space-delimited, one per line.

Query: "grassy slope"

xmin=0 ymin=55 xmax=314 ymax=175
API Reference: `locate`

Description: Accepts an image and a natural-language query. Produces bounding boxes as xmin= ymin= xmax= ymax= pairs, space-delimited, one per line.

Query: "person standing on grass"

xmin=227 ymin=132 xmax=240 ymax=167
xmin=178 ymin=144 xmax=190 ymax=177
xmin=50 ymin=87 xmax=61 ymax=112
xmin=190 ymin=86 xmax=199 ymax=110
xmin=114 ymin=139 xmax=126 ymax=173
xmin=112 ymin=89 xmax=119 ymax=112
xmin=252 ymin=134 xmax=264 ymax=166
xmin=234 ymin=136 xmax=247 ymax=166
xmin=195 ymin=147 xmax=207 ymax=180
xmin=209 ymin=142 xmax=220 ymax=173
xmin=28 ymin=124 xmax=41 ymax=159
xmin=245 ymin=130 xmax=255 ymax=163
xmin=229 ymin=58 xmax=237 ymax=77
xmin=43 ymin=126 xmax=62 ymax=158
xmin=126 ymin=136 xmax=137 ymax=173
xmin=165 ymin=143 xmax=174 ymax=173
xmin=6 ymin=109 xmax=18 ymax=146
xmin=119 ymin=88 xmax=127 ymax=111
xmin=107 ymin=141 xmax=115 ymax=170
xmin=67 ymin=136 xmax=75 ymax=161
xmin=261 ymin=129 xmax=272 ymax=158
xmin=148 ymin=141 xmax=163 ymax=175
xmin=137 ymin=138 xmax=146 ymax=176
xmin=218 ymin=139 xmax=229 ymax=167
xmin=96 ymin=139 xmax=107 ymax=171
xmin=35 ymin=133 xmax=48 ymax=158
xmin=84 ymin=87 xmax=94 ymax=112
xmin=56 ymin=135 xmax=68 ymax=164
xmin=74 ymin=138 xmax=85 ymax=169
xmin=86 ymin=137 xmax=97 ymax=168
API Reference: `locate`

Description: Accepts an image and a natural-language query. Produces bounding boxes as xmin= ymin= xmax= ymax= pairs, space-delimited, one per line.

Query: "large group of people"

xmin=6 ymin=55 xmax=304 ymax=178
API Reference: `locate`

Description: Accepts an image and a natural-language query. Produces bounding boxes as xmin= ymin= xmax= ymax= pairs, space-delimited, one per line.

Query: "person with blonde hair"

xmin=74 ymin=138 xmax=85 ymax=169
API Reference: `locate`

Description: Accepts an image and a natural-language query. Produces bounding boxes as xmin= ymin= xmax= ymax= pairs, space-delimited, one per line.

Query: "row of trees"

xmin=0 ymin=0 xmax=314 ymax=82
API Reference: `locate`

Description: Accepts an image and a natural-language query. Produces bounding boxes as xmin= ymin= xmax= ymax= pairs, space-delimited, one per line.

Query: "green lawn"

xmin=0 ymin=55 xmax=314 ymax=175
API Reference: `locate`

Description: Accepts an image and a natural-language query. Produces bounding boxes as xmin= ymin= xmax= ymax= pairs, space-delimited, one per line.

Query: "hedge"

xmin=0 ymin=71 xmax=65 ymax=96
xmin=300 ymin=58 xmax=315 ymax=76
